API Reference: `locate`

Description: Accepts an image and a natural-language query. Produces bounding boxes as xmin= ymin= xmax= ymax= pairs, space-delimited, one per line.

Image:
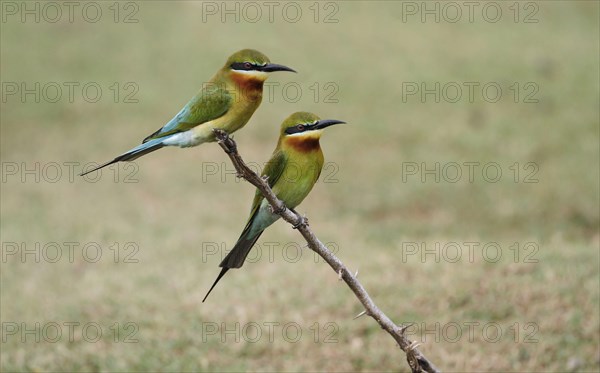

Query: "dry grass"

xmin=1 ymin=1 xmax=599 ymax=372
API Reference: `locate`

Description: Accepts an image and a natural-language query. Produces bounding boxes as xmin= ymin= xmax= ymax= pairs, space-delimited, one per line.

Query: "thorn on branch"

xmin=353 ymin=310 xmax=368 ymax=320
xmin=400 ymin=322 xmax=415 ymax=335
xmin=354 ymin=269 xmax=359 ymax=278
xmin=338 ymin=269 xmax=343 ymax=281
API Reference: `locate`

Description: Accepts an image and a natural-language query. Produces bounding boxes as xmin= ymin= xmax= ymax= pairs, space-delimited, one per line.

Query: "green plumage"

xmin=203 ymin=112 xmax=345 ymax=302
xmin=80 ymin=49 xmax=294 ymax=176
xmin=143 ymin=85 xmax=232 ymax=142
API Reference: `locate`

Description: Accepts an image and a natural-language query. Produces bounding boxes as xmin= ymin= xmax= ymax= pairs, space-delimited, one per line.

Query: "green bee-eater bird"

xmin=202 ymin=112 xmax=345 ymax=302
xmin=80 ymin=49 xmax=295 ymax=176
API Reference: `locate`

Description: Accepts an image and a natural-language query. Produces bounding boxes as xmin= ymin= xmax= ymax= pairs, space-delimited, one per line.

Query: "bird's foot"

xmin=223 ymin=139 xmax=237 ymax=154
xmin=292 ymin=215 xmax=308 ymax=229
xmin=269 ymin=204 xmax=286 ymax=215
xmin=214 ymin=130 xmax=236 ymax=153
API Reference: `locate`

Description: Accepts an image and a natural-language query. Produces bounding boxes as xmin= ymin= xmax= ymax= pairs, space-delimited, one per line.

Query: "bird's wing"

xmin=206 ymin=152 xmax=287 ymax=297
xmin=142 ymin=85 xmax=232 ymax=143
xmin=218 ymin=150 xmax=286 ymax=270
xmin=245 ymin=150 xmax=287 ymax=223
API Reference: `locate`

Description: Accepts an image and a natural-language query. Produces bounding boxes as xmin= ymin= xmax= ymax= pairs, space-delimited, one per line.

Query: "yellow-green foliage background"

xmin=1 ymin=1 xmax=598 ymax=371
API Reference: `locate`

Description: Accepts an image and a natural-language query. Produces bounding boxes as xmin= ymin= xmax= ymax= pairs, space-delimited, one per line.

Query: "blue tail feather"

xmin=79 ymin=138 xmax=164 ymax=176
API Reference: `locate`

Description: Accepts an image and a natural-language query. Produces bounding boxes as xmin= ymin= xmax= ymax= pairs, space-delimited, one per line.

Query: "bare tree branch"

xmin=213 ymin=129 xmax=441 ymax=373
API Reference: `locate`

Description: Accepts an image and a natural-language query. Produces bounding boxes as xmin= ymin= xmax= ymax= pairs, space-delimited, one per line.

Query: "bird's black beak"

xmin=261 ymin=63 xmax=296 ymax=73
xmin=314 ymin=119 xmax=346 ymax=130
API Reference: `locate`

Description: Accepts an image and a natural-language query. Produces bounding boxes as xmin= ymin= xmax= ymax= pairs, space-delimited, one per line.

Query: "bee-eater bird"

xmin=202 ymin=112 xmax=345 ymax=302
xmin=80 ymin=49 xmax=295 ymax=176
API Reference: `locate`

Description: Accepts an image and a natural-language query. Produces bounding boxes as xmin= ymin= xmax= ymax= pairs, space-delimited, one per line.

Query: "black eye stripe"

xmin=231 ymin=62 xmax=256 ymax=71
xmin=285 ymin=123 xmax=311 ymax=135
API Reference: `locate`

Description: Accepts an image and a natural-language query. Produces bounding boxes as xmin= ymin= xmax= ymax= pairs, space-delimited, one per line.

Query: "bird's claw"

xmin=290 ymin=209 xmax=308 ymax=229
xmin=224 ymin=140 xmax=237 ymax=154
xmin=214 ymin=130 xmax=236 ymax=153
xmin=269 ymin=204 xmax=286 ymax=215
xmin=292 ymin=215 xmax=308 ymax=229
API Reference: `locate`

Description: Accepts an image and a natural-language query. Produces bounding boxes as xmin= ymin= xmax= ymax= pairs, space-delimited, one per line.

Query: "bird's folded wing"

xmin=245 ymin=150 xmax=287 ymax=221
xmin=143 ymin=85 xmax=232 ymax=143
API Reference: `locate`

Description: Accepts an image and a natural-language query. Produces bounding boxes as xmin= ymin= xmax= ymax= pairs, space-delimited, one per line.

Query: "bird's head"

xmin=225 ymin=49 xmax=296 ymax=82
xmin=279 ymin=112 xmax=345 ymax=151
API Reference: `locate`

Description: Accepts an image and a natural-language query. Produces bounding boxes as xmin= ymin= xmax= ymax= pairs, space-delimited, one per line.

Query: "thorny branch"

xmin=213 ymin=129 xmax=441 ymax=373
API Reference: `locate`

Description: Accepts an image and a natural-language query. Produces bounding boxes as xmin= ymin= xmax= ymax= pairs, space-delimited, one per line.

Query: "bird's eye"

xmin=297 ymin=124 xmax=305 ymax=131
xmin=244 ymin=62 xmax=252 ymax=69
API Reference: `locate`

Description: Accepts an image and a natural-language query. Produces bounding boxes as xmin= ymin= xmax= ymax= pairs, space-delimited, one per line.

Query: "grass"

xmin=1 ymin=1 xmax=599 ymax=372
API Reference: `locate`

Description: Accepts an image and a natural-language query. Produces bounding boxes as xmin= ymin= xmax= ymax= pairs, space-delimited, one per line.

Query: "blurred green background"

xmin=1 ymin=1 xmax=598 ymax=371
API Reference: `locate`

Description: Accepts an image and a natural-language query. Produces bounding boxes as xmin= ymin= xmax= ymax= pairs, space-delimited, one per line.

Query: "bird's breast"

xmin=230 ymin=73 xmax=265 ymax=101
xmin=272 ymin=150 xmax=324 ymax=209
xmin=283 ymin=137 xmax=321 ymax=153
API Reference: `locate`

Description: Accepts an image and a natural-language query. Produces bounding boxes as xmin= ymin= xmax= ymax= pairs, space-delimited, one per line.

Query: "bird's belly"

xmin=166 ymin=121 xmax=226 ymax=148
xmin=251 ymin=202 xmax=282 ymax=235
xmin=274 ymin=163 xmax=321 ymax=209
xmin=186 ymin=109 xmax=258 ymax=145
xmin=217 ymin=97 xmax=261 ymax=133
xmin=162 ymin=131 xmax=204 ymax=148
xmin=276 ymin=181 xmax=314 ymax=209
